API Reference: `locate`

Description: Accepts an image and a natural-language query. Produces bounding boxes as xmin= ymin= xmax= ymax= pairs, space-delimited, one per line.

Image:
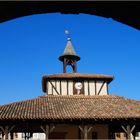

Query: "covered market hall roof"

xmin=0 ymin=95 xmax=140 ymax=121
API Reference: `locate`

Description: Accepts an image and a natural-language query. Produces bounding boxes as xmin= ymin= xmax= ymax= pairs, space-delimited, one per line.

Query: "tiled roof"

xmin=42 ymin=73 xmax=114 ymax=92
xmin=42 ymin=73 xmax=114 ymax=79
xmin=62 ymin=39 xmax=77 ymax=56
xmin=0 ymin=95 xmax=140 ymax=120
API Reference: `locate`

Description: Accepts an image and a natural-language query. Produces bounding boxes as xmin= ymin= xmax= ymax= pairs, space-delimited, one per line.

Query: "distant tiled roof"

xmin=42 ymin=73 xmax=114 ymax=92
xmin=0 ymin=95 xmax=140 ymax=120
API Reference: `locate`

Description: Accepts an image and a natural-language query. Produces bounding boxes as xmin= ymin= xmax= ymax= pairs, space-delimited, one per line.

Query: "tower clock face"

xmin=75 ymin=82 xmax=83 ymax=90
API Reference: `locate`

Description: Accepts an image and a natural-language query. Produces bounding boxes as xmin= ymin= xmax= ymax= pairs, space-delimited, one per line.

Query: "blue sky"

xmin=0 ymin=13 xmax=140 ymax=105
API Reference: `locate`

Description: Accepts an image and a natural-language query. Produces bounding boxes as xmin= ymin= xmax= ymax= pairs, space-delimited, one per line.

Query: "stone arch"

xmin=0 ymin=1 xmax=140 ymax=30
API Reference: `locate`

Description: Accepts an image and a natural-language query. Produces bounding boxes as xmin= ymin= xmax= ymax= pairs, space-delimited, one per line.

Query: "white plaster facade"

xmin=46 ymin=79 xmax=108 ymax=96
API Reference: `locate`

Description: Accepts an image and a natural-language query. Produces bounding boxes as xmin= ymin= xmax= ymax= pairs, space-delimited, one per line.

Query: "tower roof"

xmin=59 ymin=38 xmax=80 ymax=62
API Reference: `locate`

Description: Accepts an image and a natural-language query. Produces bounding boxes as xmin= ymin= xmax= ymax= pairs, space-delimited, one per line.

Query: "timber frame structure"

xmin=0 ymin=95 xmax=140 ymax=139
xmin=0 ymin=30 xmax=140 ymax=140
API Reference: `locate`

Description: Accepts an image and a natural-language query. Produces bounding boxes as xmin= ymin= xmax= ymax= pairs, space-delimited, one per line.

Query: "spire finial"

xmin=65 ymin=30 xmax=71 ymax=41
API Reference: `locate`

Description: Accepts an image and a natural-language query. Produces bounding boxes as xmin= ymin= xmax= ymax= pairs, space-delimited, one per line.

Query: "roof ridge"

xmin=43 ymin=73 xmax=114 ymax=77
xmin=42 ymin=95 xmax=124 ymax=99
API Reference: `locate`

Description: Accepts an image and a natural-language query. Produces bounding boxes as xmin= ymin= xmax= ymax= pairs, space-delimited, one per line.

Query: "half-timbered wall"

xmin=46 ymin=79 xmax=108 ymax=95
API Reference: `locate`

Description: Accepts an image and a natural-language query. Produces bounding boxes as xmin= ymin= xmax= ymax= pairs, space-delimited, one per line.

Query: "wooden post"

xmin=121 ymin=125 xmax=135 ymax=140
xmin=10 ymin=132 xmax=14 ymax=139
xmin=40 ymin=124 xmax=55 ymax=140
xmin=2 ymin=132 xmax=4 ymax=139
xmin=79 ymin=125 xmax=93 ymax=140
xmin=40 ymin=125 xmax=49 ymax=140
xmin=0 ymin=125 xmax=15 ymax=140
xmin=3 ymin=126 xmax=9 ymax=140
xmin=45 ymin=125 xmax=49 ymax=140
xmin=84 ymin=125 xmax=88 ymax=139
xmin=133 ymin=132 xmax=136 ymax=140
xmin=5 ymin=131 xmax=8 ymax=140
xmin=63 ymin=58 xmax=67 ymax=73
xmin=73 ymin=61 xmax=77 ymax=73
xmin=127 ymin=125 xmax=131 ymax=140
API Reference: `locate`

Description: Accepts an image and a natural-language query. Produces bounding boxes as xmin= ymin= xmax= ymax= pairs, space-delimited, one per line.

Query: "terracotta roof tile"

xmin=0 ymin=95 xmax=140 ymax=120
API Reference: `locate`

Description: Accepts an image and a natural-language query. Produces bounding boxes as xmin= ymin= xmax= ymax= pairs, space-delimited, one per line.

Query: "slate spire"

xmin=59 ymin=30 xmax=80 ymax=73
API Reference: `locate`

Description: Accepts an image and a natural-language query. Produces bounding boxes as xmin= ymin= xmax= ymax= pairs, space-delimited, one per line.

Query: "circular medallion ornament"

xmin=75 ymin=82 xmax=83 ymax=90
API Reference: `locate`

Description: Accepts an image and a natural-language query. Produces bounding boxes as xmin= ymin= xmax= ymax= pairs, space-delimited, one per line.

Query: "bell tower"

xmin=42 ymin=30 xmax=113 ymax=96
xmin=58 ymin=30 xmax=80 ymax=73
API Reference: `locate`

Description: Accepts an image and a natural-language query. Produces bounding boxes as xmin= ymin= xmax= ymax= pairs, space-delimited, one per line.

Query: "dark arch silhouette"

xmin=0 ymin=1 xmax=140 ymax=30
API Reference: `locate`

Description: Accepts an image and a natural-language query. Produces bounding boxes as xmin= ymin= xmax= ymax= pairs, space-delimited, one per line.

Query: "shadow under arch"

xmin=0 ymin=1 xmax=140 ymax=30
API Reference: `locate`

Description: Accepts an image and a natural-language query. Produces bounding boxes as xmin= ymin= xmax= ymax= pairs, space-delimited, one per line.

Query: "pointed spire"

xmin=58 ymin=30 xmax=80 ymax=73
xmin=59 ymin=30 xmax=80 ymax=62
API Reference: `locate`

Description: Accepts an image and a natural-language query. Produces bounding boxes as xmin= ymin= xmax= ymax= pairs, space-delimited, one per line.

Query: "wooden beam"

xmin=121 ymin=125 xmax=135 ymax=140
xmin=97 ymin=81 xmax=105 ymax=95
xmin=95 ymin=80 xmax=97 ymax=95
xmin=121 ymin=125 xmax=127 ymax=133
xmin=87 ymin=126 xmax=93 ymax=133
xmin=49 ymin=81 xmax=60 ymax=95
xmin=0 ymin=126 xmax=5 ymax=133
xmin=88 ymin=80 xmax=90 ymax=95
xmin=131 ymin=125 xmax=135 ymax=133
xmin=60 ymin=80 xmax=62 ymax=95
xmin=9 ymin=125 xmax=15 ymax=132
xmin=40 ymin=125 xmax=46 ymax=133
xmin=79 ymin=125 xmax=84 ymax=133
xmin=50 ymin=125 xmax=55 ymax=133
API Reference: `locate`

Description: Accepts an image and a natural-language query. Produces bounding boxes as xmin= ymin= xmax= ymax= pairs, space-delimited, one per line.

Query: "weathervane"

xmin=65 ymin=30 xmax=71 ymax=41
